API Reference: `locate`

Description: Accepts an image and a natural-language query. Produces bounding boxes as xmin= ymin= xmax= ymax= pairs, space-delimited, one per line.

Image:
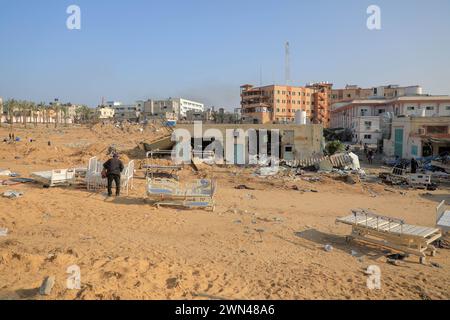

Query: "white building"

xmin=106 ymin=101 xmax=142 ymax=121
xmin=138 ymin=98 xmax=204 ymax=120
xmin=175 ymin=98 xmax=204 ymax=119
xmin=331 ymin=95 xmax=450 ymax=145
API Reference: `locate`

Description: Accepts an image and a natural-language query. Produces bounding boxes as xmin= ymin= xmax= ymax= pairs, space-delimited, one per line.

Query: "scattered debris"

xmin=386 ymin=253 xmax=407 ymax=261
xmin=2 ymin=190 xmax=24 ymax=199
xmin=302 ymin=176 xmax=321 ymax=182
xmin=387 ymin=258 xmax=404 ymax=266
xmin=39 ymin=276 xmax=56 ymax=295
xmin=235 ymin=185 xmax=255 ymax=190
xmin=0 ymin=169 xmax=12 ymax=176
xmin=255 ymin=228 xmax=265 ymax=241
xmin=255 ymin=167 xmax=279 ymax=177
xmin=350 ymin=250 xmax=358 ymax=257
xmin=430 ymin=262 xmax=442 ymax=269
xmin=10 ymin=178 xmax=35 ymax=183
xmin=324 ymin=244 xmax=333 ymax=252
xmin=0 ymin=228 xmax=8 ymax=236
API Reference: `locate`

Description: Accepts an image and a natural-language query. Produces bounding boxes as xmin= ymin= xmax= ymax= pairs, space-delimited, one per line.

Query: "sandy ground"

xmin=0 ymin=125 xmax=449 ymax=300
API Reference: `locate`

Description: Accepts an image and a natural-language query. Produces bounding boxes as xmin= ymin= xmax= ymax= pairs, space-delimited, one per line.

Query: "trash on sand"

xmin=386 ymin=253 xmax=407 ymax=261
xmin=235 ymin=185 xmax=255 ymax=190
xmin=387 ymin=258 xmax=404 ymax=266
xmin=0 ymin=228 xmax=8 ymax=236
xmin=2 ymin=190 xmax=24 ymax=198
xmin=9 ymin=172 xmax=21 ymax=177
xmin=0 ymin=170 xmax=12 ymax=176
xmin=39 ymin=276 xmax=56 ymax=296
xmin=10 ymin=178 xmax=35 ymax=183
xmin=256 ymin=167 xmax=279 ymax=177
xmin=351 ymin=250 xmax=358 ymax=256
xmin=324 ymin=244 xmax=333 ymax=252
xmin=430 ymin=262 xmax=442 ymax=268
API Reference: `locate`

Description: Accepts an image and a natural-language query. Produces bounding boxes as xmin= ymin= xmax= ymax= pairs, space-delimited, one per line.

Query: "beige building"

xmin=96 ymin=106 xmax=115 ymax=119
xmin=331 ymin=84 xmax=423 ymax=104
xmin=240 ymin=83 xmax=332 ymax=127
xmin=177 ymin=123 xmax=323 ymax=162
xmin=384 ymin=116 xmax=450 ymax=159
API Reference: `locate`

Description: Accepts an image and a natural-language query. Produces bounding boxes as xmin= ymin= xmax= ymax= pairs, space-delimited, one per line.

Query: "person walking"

xmin=368 ymin=149 xmax=374 ymax=165
xmin=103 ymin=153 xmax=124 ymax=197
xmin=411 ymin=157 xmax=419 ymax=174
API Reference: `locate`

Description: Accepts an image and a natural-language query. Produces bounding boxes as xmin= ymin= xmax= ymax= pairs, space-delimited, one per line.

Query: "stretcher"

xmin=436 ymin=201 xmax=450 ymax=235
xmin=31 ymin=169 xmax=76 ymax=187
xmin=146 ymin=177 xmax=216 ymax=211
xmin=337 ymin=209 xmax=442 ymax=263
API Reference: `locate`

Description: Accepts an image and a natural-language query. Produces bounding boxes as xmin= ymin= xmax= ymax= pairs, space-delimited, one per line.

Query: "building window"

xmin=407 ymin=106 xmax=415 ymax=111
xmin=364 ymin=134 xmax=372 ymax=139
xmin=446 ymin=106 xmax=450 ymax=110
xmin=426 ymin=126 xmax=448 ymax=134
xmin=378 ymin=109 xmax=385 ymax=114
xmin=426 ymin=106 xmax=434 ymax=110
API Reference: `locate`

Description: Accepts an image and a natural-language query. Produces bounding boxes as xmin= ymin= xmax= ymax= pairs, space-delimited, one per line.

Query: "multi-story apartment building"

xmin=240 ymin=83 xmax=332 ymax=127
xmin=138 ymin=98 xmax=204 ymax=121
xmin=331 ymin=84 xmax=423 ymax=104
xmin=331 ymin=94 xmax=450 ymax=145
xmin=106 ymin=101 xmax=143 ymax=121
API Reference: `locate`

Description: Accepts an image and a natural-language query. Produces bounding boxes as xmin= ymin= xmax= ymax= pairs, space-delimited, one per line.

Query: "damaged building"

xmin=176 ymin=123 xmax=323 ymax=164
xmin=384 ymin=116 xmax=450 ymax=159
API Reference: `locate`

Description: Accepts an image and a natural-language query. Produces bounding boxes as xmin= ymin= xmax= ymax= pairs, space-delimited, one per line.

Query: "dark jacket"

xmin=103 ymin=158 xmax=124 ymax=176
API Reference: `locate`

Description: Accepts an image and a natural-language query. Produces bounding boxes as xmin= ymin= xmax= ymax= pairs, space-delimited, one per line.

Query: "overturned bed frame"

xmin=146 ymin=178 xmax=216 ymax=211
xmin=337 ymin=209 xmax=442 ymax=263
xmin=31 ymin=169 xmax=76 ymax=187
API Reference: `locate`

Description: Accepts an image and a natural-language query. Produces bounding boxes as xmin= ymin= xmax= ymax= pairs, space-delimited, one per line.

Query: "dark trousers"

xmin=107 ymin=174 xmax=121 ymax=196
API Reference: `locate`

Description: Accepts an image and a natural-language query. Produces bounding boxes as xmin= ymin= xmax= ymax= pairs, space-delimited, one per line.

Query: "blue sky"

xmin=1 ymin=0 xmax=449 ymax=109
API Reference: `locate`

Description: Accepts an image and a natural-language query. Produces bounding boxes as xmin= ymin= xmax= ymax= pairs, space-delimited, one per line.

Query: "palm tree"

xmin=20 ymin=100 xmax=30 ymax=128
xmin=76 ymin=105 xmax=91 ymax=123
xmin=28 ymin=102 xmax=37 ymax=127
xmin=37 ymin=102 xmax=46 ymax=126
xmin=4 ymin=99 xmax=15 ymax=129
xmin=53 ymin=104 xmax=60 ymax=128
xmin=62 ymin=105 xmax=69 ymax=126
